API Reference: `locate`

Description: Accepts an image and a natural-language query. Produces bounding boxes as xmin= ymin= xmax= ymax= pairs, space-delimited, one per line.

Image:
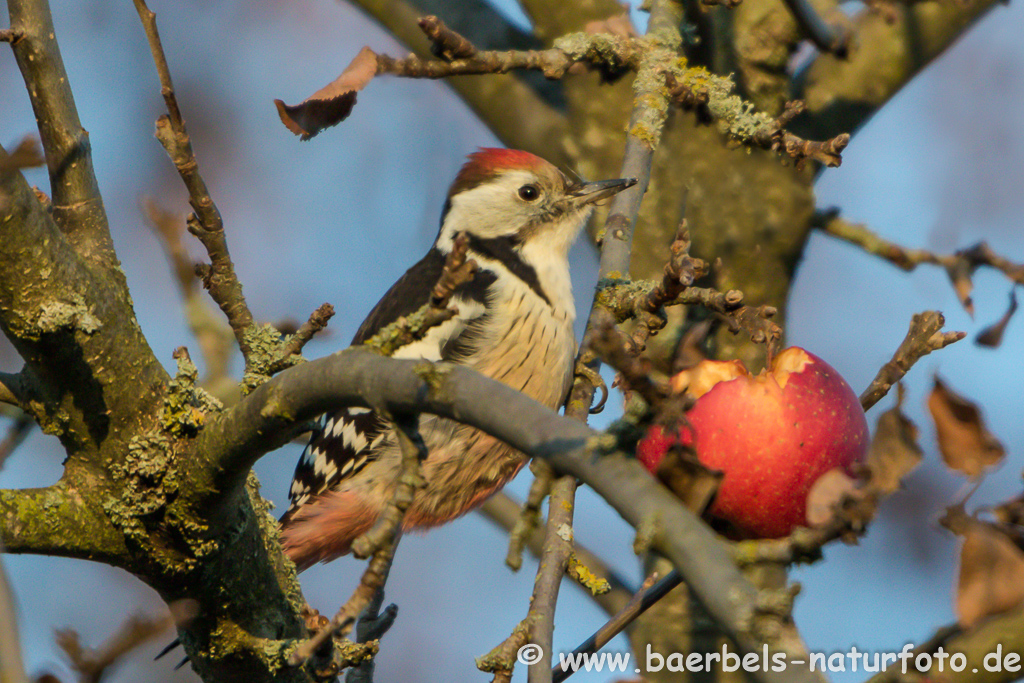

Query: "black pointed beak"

xmin=569 ymin=177 xmax=638 ymax=206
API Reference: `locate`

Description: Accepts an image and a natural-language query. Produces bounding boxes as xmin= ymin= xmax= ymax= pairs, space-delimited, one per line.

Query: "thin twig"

xmin=346 ymin=583 xmax=398 ymax=683
xmin=528 ymin=475 xmax=578 ymax=683
xmin=624 ymin=220 xmax=707 ymax=354
xmin=7 ymin=0 xmax=116 ymax=266
xmin=289 ymin=415 xmax=424 ymax=666
xmin=0 ymin=136 xmax=44 ymax=176
xmin=751 ymin=101 xmax=850 ymax=169
xmin=267 ymin=303 xmax=336 ymax=374
xmin=859 ymin=311 xmax=965 ymax=411
xmin=350 ymin=415 xmax=427 ymax=558
xmin=505 ymin=460 xmax=554 ymax=571
xmin=142 ymin=199 xmax=237 ymax=394
xmin=132 ymin=0 xmax=256 ymax=361
xmin=56 ymin=602 xmax=196 ymax=683
xmin=286 ymin=538 xmax=398 ymax=666
xmin=552 ymin=572 xmax=680 ymax=683
xmin=818 ymin=211 xmax=1024 ymax=316
xmin=364 ymin=233 xmax=476 ymax=356
xmin=517 ymin=2 xmax=685 ymax=681
xmin=780 ymin=0 xmax=849 ymax=56
xmin=0 ymin=414 xmax=34 ymax=471
xmin=0 ymin=548 xmax=28 ymax=683
xmin=478 ymin=492 xmax=635 ymax=613
xmin=417 ymin=15 xmax=476 ymax=60
xmin=0 ymin=27 xmax=24 ymax=43
xmin=596 ymin=279 xmax=782 ymax=351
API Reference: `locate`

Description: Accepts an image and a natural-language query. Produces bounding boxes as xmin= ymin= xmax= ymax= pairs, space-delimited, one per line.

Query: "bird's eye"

xmin=518 ymin=184 xmax=540 ymax=201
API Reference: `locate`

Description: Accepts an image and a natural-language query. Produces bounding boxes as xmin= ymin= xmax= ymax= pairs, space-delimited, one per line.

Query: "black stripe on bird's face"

xmin=466 ymin=234 xmax=551 ymax=306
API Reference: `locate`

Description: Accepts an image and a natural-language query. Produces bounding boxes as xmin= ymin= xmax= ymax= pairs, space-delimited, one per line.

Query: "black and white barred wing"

xmin=282 ymin=407 xmax=388 ymax=520
xmin=282 ymin=247 xmax=490 ymax=522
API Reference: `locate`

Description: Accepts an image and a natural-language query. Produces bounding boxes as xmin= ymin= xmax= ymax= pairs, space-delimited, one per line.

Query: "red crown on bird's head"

xmin=448 ymin=148 xmax=551 ymax=197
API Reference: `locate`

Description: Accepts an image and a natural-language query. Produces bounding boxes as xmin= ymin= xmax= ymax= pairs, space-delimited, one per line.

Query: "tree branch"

xmin=797 ymin=0 xmax=1002 ymax=141
xmin=132 ymin=0 xmax=257 ymax=363
xmin=478 ymin=492 xmax=634 ymax=617
xmin=859 ymin=311 xmax=965 ymax=412
xmin=818 ymin=212 xmax=1024 ymax=316
xmin=0 ymin=484 xmax=126 ymax=563
xmin=346 ymin=0 xmax=569 ymax=157
xmin=781 ymin=0 xmax=848 ymax=56
xmin=6 ymin=0 xmax=118 ymax=271
xmin=0 ymin=142 xmax=168 ymax=458
xmin=0 ymin=549 xmax=28 ymax=683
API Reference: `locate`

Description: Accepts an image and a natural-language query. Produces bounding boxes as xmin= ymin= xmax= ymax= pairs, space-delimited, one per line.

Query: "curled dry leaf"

xmin=956 ymin=522 xmax=1024 ymax=629
xmin=927 ymin=377 xmax=1005 ymax=478
xmin=653 ymin=444 xmax=723 ymax=515
xmin=274 ymin=46 xmax=377 ymax=140
xmin=946 ymin=261 xmax=975 ymax=317
xmin=805 ymin=468 xmax=859 ymax=527
xmin=865 ymin=387 xmax=923 ymax=494
xmin=975 ymin=288 xmax=1018 ymax=348
xmin=0 ymin=135 xmax=45 ymax=175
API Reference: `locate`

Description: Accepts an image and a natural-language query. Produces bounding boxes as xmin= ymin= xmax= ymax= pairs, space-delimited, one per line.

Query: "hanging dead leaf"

xmin=865 ymin=386 xmax=923 ymax=494
xmin=274 ymin=47 xmax=378 ymax=140
xmin=975 ymin=288 xmax=1018 ymax=348
xmin=956 ymin=522 xmax=1024 ymax=628
xmin=653 ymin=444 xmax=722 ymax=515
xmin=928 ymin=377 xmax=1005 ymax=478
xmin=946 ymin=260 xmax=975 ymax=317
xmin=806 ymin=468 xmax=859 ymax=527
xmin=0 ymin=135 xmax=44 ymax=175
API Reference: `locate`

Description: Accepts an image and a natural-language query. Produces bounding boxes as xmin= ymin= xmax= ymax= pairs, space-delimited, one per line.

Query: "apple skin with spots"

xmin=638 ymin=347 xmax=869 ymax=538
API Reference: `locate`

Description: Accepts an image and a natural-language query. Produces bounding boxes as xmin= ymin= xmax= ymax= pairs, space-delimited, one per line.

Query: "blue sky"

xmin=1 ymin=1 xmax=1023 ymax=681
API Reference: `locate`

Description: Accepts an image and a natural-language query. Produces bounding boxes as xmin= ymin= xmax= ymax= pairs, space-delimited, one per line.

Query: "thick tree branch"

xmin=797 ymin=0 xmax=1002 ymax=141
xmin=0 ymin=484 xmax=126 ymax=563
xmin=0 ymin=143 xmax=168 ymax=458
xmin=6 ymin=0 xmax=118 ymax=272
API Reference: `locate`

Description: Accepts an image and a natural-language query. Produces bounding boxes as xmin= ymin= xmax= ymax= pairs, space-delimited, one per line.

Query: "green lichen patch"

xmin=161 ymin=351 xmax=223 ymax=437
xmin=36 ymin=294 xmax=101 ymax=335
xmin=241 ymin=323 xmax=289 ymax=392
xmin=413 ymin=361 xmax=450 ymax=397
xmin=567 ymin=554 xmax=612 ymax=596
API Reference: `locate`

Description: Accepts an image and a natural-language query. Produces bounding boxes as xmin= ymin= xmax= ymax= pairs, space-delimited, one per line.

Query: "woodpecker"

xmin=279 ymin=148 xmax=636 ymax=570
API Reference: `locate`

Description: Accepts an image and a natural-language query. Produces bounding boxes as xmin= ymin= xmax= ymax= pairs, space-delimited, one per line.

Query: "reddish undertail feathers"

xmin=279 ymin=149 xmax=636 ymax=570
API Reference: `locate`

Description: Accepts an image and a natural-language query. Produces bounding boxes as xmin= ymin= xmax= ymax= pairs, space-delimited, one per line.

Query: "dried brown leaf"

xmin=957 ymin=522 xmax=1024 ymax=628
xmin=806 ymin=468 xmax=859 ymax=527
xmin=0 ymin=135 xmax=44 ymax=175
xmin=865 ymin=387 xmax=923 ymax=494
xmin=654 ymin=446 xmax=722 ymax=515
xmin=975 ymin=288 xmax=1018 ymax=348
xmin=946 ymin=261 xmax=975 ymax=317
xmin=928 ymin=377 xmax=1005 ymax=478
xmin=275 ymin=47 xmax=377 ymax=141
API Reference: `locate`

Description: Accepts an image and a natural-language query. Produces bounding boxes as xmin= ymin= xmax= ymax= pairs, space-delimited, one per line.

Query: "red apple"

xmin=637 ymin=347 xmax=869 ymax=538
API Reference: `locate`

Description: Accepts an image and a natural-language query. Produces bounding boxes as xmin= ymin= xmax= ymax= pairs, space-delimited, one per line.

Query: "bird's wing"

xmin=282 ymin=248 xmax=494 ymax=522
